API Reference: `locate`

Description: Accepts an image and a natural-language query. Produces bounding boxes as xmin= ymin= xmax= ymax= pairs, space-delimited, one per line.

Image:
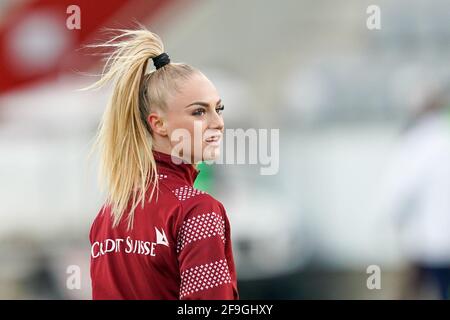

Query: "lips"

xmin=205 ymin=135 xmax=222 ymax=145
xmin=205 ymin=136 xmax=220 ymax=142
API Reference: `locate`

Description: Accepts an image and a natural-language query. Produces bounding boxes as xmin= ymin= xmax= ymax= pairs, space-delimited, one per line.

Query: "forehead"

xmin=170 ymin=73 xmax=220 ymax=108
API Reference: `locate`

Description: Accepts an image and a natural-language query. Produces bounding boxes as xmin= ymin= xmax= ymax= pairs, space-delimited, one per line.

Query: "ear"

xmin=147 ymin=112 xmax=168 ymax=136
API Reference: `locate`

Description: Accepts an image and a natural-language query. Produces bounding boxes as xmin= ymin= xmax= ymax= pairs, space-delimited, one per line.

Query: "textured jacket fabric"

xmin=90 ymin=150 xmax=239 ymax=300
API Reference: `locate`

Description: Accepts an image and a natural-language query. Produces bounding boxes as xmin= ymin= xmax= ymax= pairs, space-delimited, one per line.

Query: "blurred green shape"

xmin=194 ymin=162 xmax=215 ymax=194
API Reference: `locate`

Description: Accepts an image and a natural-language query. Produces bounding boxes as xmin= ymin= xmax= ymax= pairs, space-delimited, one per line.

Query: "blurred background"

xmin=1 ymin=0 xmax=450 ymax=299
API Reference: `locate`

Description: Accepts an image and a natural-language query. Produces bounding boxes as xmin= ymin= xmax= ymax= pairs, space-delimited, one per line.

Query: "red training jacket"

xmin=89 ymin=150 xmax=239 ymax=300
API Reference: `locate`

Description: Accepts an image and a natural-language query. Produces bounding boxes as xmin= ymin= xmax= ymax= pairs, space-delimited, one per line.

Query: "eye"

xmin=192 ymin=108 xmax=206 ymax=116
xmin=216 ymin=104 xmax=225 ymax=114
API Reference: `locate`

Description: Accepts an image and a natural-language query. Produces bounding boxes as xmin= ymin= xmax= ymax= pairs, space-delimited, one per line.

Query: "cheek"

xmin=166 ymin=115 xmax=206 ymax=144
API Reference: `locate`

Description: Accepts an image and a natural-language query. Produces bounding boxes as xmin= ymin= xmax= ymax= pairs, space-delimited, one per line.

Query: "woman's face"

xmin=150 ymin=72 xmax=225 ymax=163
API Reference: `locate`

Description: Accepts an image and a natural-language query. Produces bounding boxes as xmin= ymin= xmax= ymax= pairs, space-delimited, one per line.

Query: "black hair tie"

xmin=152 ymin=52 xmax=170 ymax=70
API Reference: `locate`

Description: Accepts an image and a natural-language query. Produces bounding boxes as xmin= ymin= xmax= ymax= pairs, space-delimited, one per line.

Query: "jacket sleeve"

xmin=176 ymin=197 xmax=238 ymax=300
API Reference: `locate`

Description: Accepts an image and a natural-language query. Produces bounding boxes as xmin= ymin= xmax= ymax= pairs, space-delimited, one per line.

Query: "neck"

xmin=151 ymin=138 xmax=172 ymax=155
xmin=152 ymin=149 xmax=200 ymax=185
xmin=152 ymin=141 xmax=198 ymax=166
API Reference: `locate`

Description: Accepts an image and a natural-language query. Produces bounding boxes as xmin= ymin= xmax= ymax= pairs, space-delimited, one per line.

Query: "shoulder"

xmin=158 ymin=177 xmax=227 ymax=226
xmin=169 ymin=184 xmax=226 ymax=228
xmin=173 ymin=189 xmax=228 ymax=254
xmin=163 ymin=181 xmax=225 ymax=214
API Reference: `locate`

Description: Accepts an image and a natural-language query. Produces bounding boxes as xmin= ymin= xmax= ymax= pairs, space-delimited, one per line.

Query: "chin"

xmin=202 ymin=145 xmax=221 ymax=162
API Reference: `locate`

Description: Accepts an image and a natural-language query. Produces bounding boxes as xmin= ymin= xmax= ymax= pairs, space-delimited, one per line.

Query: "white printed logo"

xmin=155 ymin=227 xmax=169 ymax=247
xmin=91 ymin=227 xmax=170 ymax=258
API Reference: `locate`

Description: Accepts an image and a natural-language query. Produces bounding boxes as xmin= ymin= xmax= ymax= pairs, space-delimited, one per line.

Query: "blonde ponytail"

xmin=85 ymin=28 xmax=198 ymax=230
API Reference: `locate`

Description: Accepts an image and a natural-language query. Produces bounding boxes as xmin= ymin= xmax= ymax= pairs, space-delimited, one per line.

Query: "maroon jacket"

xmin=89 ymin=150 xmax=239 ymax=300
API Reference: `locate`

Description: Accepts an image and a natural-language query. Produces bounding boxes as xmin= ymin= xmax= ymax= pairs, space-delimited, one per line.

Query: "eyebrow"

xmin=185 ymin=99 xmax=222 ymax=108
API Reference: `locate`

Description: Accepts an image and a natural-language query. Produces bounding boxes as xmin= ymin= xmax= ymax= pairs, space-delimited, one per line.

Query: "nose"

xmin=209 ymin=110 xmax=224 ymax=132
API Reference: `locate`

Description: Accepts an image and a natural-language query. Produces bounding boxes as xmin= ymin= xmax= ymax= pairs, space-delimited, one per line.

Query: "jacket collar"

xmin=153 ymin=150 xmax=200 ymax=186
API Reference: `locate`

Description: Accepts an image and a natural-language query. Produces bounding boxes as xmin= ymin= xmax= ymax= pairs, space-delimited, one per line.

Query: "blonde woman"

xmin=88 ymin=28 xmax=239 ymax=300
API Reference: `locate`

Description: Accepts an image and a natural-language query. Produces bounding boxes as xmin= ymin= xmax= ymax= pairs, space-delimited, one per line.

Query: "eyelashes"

xmin=216 ymin=104 xmax=225 ymax=114
xmin=192 ymin=108 xmax=205 ymax=116
xmin=192 ymin=104 xmax=225 ymax=116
